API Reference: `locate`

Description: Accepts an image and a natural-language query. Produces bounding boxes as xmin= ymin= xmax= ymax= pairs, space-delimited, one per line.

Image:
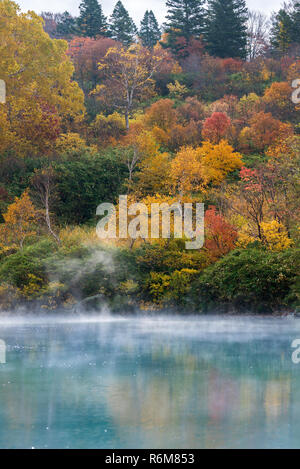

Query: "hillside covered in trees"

xmin=0 ymin=0 xmax=299 ymax=314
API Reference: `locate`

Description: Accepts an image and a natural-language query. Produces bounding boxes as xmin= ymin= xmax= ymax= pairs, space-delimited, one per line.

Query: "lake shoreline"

xmin=0 ymin=305 xmax=297 ymax=319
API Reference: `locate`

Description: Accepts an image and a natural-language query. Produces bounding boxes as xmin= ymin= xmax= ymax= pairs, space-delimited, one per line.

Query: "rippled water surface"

xmin=0 ymin=315 xmax=300 ymax=449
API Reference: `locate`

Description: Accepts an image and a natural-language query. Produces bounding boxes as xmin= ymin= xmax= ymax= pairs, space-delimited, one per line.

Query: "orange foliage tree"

xmin=263 ymin=82 xmax=296 ymax=121
xmin=239 ymin=112 xmax=293 ymax=152
xmin=0 ymin=191 xmax=38 ymax=251
xmin=143 ymin=98 xmax=204 ymax=150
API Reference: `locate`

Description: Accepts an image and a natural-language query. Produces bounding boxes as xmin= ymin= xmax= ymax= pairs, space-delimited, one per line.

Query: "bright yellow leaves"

xmin=167 ymin=80 xmax=188 ymax=99
xmin=261 ymin=220 xmax=293 ymax=252
xmin=0 ymin=0 xmax=85 ymax=156
xmin=170 ymin=141 xmax=243 ymax=195
xmin=170 ymin=146 xmax=203 ymax=194
xmin=201 ymin=141 xmax=242 ymax=185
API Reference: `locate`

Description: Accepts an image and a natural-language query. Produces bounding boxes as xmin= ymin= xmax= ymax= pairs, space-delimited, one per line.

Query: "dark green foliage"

xmin=139 ymin=10 xmax=161 ymax=48
xmin=270 ymin=9 xmax=294 ymax=52
xmin=163 ymin=0 xmax=206 ymax=55
xmin=0 ymin=149 xmax=128 ymax=226
xmin=52 ymin=149 xmax=128 ymax=224
xmin=291 ymin=1 xmax=300 ymax=43
xmin=191 ymin=248 xmax=300 ymax=313
xmin=0 ymin=155 xmax=47 ymax=219
xmin=0 ymin=240 xmax=54 ymax=289
xmin=56 ymin=11 xmax=78 ymax=37
xmin=77 ymin=0 xmax=108 ymax=37
xmin=205 ymin=0 xmax=248 ymax=59
xmin=109 ymin=1 xmax=137 ymax=46
xmin=270 ymin=1 xmax=300 ymax=52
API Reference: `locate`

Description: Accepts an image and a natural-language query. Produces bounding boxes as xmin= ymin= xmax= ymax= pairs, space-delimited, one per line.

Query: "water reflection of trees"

xmin=0 ymin=321 xmax=298 ymax=448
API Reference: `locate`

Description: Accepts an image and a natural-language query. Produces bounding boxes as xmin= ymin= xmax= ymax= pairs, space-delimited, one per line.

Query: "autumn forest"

xmin=0 ymin=0 xmax=299 ymax=314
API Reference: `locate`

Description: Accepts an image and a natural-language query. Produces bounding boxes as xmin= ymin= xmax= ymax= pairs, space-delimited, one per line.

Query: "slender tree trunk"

xmin=45 ymin=191 xmax=60 ymax=245
xmin=125 ymin=109 xmax=130 ymax=131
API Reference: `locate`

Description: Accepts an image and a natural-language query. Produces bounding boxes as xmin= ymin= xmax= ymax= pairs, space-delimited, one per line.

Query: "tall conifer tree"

xmin=271 ymin=1 xmax=300 ymax=51
xmin=140 ymin=10 xmax=161 ymax=48
xmin=291 ymin=1 xmax=300 ymax=42
xmin=270 ymin=9 xmax=294 ymax=53
xmin=205 ymin=0 xmax=248 ymax=59
xmin=109 ymin=1 xmax=137 ymax=46
xmin=78 ymin=0 xmax=108 ymax=37
xmin=56 ymin=11 xmax=78 ymax=37
xmin=164 ymin=0 xmax=206 ymax=55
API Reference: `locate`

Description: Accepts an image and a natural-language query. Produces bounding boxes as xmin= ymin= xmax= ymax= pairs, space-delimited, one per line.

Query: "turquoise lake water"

xmin=0 ymin=315 xmax=300 ymax=449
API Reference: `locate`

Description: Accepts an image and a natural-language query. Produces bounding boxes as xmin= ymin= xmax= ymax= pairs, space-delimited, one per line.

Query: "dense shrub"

xmin=0 ymin=239 xmax=54 ymax=290
xmin=52 ymin=149 xmax=128 ymax=224
xmin=190 ymin=247 xmax=300 ymax=313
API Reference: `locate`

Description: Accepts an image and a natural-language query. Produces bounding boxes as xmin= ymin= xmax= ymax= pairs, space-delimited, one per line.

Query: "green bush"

xmin=0 ymin=239 xmax=55 ymax=289
xmin=191 ymin=247 xmax=300 ymax=313
xmin=52 ymin=148 xmax=128 ymax=224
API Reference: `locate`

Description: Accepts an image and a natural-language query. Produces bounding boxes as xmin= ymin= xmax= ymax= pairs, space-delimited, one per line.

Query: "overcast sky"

xmin=17 ymin=0 xmax=284 ymax=25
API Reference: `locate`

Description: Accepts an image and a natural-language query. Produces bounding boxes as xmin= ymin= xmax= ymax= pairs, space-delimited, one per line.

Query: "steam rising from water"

xmin=0 ymin=314 xmax=298 ymax=342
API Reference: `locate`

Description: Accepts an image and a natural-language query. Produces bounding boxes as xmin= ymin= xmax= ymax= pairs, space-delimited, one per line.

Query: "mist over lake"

xmin=0 ymin=314 xmax=300 ymax=449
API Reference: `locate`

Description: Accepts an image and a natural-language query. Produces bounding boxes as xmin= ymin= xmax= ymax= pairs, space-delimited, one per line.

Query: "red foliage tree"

xmin=202 ymin=112 xmax=231 ymax=143
xmin=204 ymin=206 xmax=238 ymax=261
xmin=68 ymin=36 xmax=117 ymax=91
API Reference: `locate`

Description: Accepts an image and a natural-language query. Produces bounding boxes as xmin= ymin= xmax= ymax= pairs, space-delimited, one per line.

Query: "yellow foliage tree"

xmin=55 ymin=133 xmax=97 ymax=155
xmin=170 ymin=146 xmax=203 ymax=194
xmin=171 ymin=141 xmax=242 ymax=195
xmin=93 ymin=42 xmax=162 ymax=129
xmin=135 ymin=153 xmax=171 ymax=197
xmin=0 ymin=0 xmax=85 ymax=156
xmin=167 ymin=80 xmax=188 ymax=99
xmin=261 ymin=220 xmax=293 ymax=251
xmin=90 ymin=112 xmax=126 ymax=146
xmin=200 ymin=140 xmax=243 ymax=186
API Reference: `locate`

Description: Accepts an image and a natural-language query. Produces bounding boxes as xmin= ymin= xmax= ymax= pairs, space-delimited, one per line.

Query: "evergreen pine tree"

xmin=56 ymin=11 xmax=78 ymax=37
xmin=140 ymin=10 xmax=161 ymax=48
xmin=205 ymin=0 xmax=248 ymax=59
xmin=270 ymin=9 xmax=294 ymax=53
xmin=290 ymin=1 xmax=300 ymax=43
xmin=78 ymin=0 xmax=108 ymax=38
xmin=109 ymin=1 xmax=137 ymax=46
xmin=164 ymin=0 xmax=206 ymax=54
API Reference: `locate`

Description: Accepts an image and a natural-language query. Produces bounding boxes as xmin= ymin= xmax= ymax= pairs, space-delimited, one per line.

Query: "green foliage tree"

xmin=78 ymin=0 xmax=108 ymax=37
xmin=270 ymin=1 xmax=300 ymax=52
xmin=291 ymin=1 xmax=300 ymax=43
xmin=56 ymin=11 xmax=78 ymax=37
xmin=191 ymin=248 xmax=299 ymax=313
xmin=109 ymin=1 xmax=137 ymax=46
xmin=270 ymin=9 xmax=294 ymax=53
xmin=139 ymin=10 xmax=161 ymax=48
xmin=205 ymin=0 xmax=248 ymax=59
xmin=52 ymin=150 xmax=128 ymax=224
